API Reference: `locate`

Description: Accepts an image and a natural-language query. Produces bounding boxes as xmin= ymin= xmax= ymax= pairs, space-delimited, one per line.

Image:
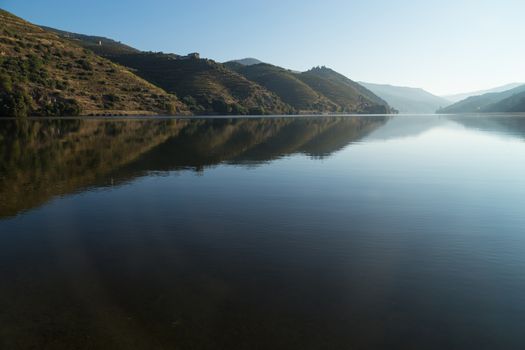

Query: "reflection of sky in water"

xmin=1 ymin=116 xmax=525 ymax=349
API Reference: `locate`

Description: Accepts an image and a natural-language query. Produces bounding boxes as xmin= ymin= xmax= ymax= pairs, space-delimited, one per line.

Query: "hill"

xmin=43 ymin=28 xmax=293 ymax=115
xmin=438 ymin=84 xmax=525 ymax=114
xmin=0 ymin=9 xmax=187 ymax=117
xmin=298 ymin=67 xmax=392 ymax=114
xmin=360 ymin=82 xmax=450 ymax=114
xmin=109 ymin=53 xmax=293 ymax=115
xmin=444 ymin=83 xmax=524 ymax=103
xmin=483 ymin=91 xmax=525 ymax=113
xmin=225 ymin=63 xmax=337 ymax=112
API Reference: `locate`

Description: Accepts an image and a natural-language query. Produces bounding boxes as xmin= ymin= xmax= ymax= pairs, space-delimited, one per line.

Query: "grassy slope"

xmin=0 ymin=9 xmax=188 ymax=116
xmin=299 ymin=67 xmax=391 ymax=113
xmin=225 ymin=62 xmax=338 ymax=113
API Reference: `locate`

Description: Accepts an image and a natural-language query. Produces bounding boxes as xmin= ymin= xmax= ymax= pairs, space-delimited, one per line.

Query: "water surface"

xmin=1 ymin=115 xmax=525 ymax=349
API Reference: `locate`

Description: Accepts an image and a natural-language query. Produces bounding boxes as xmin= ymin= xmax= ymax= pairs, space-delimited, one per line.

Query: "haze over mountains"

xmin=360 ymin=83 xmax=450 ymax=114
xmin=1 ymin=8 xmax=524 ymax=117
xmin=438 ymin=84 xmax=525 ymax=114
xmin=444 ymin=83 xmax=524 ymax=103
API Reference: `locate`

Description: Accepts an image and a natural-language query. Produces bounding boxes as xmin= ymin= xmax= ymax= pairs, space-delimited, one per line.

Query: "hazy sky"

xmin=3 ymin=0 xmax=524 ymax=95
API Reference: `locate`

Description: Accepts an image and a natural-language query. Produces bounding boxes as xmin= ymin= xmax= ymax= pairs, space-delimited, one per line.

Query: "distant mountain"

xmin=227 ymin=58 xmax=264 ymax=66
xmin=444 ymin=83 xmax=524 ymax=103
xmin=299 ymin=67 xmax=392 ymax=114
xmin=360 ymin=82 xmax=450 ymax=114
xmin=438 ymin=84 xmax=525 ymax=114
xmin=0 ymin=9 xmax=186 ymax=117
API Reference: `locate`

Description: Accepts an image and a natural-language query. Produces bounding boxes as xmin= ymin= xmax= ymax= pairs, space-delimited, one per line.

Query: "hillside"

xmin=0 ymin=9 xmax=187 ymax=117
xmin=483 ymin=91 xmax=525 ymax=113
xmin=438 ymin=84 xmax=525 ymax=114
xmin=226 ymin=63 xmax=338 ymax=112
xmin=444 ymin=83 xmax=524 ymax=103
xmin=110 ymin=53 xmax=293 ymax=115
xmin=44 ymin=28 xmax=293 ymax=115
xmin=360 ymin=82 xmax=450 ymax=114
xmin=299 ymin=67 xmax=392 ymax=114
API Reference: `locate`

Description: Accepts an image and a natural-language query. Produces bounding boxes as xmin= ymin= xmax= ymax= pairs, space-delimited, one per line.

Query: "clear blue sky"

xmin=3 ymin=0 xmax=524 ymax=95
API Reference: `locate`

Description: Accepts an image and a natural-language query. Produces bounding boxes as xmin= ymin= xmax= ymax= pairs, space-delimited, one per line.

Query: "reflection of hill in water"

xmin=0 ymin=116 xmax=389 ymax=218
xmin=0 ymin=119 xmax=190 ymax=218
xmin=450 ymin=115 xmax=525 ymax=139
xmin=366 ymin=116 xmax=449 ymax=140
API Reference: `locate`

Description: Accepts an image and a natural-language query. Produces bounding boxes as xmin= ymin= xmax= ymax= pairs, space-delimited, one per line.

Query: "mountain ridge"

xmin=1 ymin=9 xmax=394 ymax=117
xmin=46 ymin=26 xmax=393 ymax=115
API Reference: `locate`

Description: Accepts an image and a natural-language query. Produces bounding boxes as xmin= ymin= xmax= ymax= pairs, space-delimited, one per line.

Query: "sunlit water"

xmin=1 ymin=115 xmax=525 ymax=349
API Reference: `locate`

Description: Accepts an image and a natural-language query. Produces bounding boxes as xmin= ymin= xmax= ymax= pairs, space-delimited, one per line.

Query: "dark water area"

xmin=1 ymin=115 xmax=525 ymax=349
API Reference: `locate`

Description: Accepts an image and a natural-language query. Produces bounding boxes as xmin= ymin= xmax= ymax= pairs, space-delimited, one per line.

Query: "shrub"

xmin=0 ymin=86 xmax=33 ymax=117
xmin=212 ymin=99 xmax=231 ymax=114
xmin=42 ymin=97 xmax=81 ymax=116
xmin=231 ymin=103 xmax=247 ymax=115
xmin=103 ymin=93 xmax=119 ymax=108
xmin=76 ymin=59 xmax=93 ymax=71
xmin=248 ymin=106 xmax=266 ymax=115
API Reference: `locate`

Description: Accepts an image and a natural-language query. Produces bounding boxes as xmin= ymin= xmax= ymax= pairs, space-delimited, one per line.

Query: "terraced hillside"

xmin=107 ymin=53 xmax=293 ymax=115
xmin=47 ymin=26 xmax=393 ymax=115
xmin=299 ymin=67 xmax=392 ymax=114
xmin=225 ymin=62 xmax=338 ymax=113
xmin=0 ymin=9 xmax=187 ymax=117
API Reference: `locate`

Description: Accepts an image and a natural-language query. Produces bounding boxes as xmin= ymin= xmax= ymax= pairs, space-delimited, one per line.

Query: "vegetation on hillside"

xmin=48 ymin=26 xmax=394 ymax=116
xmin=299 ymin=67 xmax=392 ymax=114
xmin=109 ymin=53 xmax=293 ymax=115
xmin=1 ymin=9 xmax=395 ymax=117
xmin=225 ymin=63 xmax=338 ymax=113
xmin=0 ymin=9 xmax=187 ymax=117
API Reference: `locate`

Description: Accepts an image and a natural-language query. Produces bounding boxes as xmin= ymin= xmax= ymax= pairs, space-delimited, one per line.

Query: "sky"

xmin=2 ymin=0 xmax=524 ymax=96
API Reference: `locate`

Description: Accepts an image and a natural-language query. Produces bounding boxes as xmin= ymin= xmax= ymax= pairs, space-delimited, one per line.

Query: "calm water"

xmin=1 ymin=115 xmax=525 ymax=349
